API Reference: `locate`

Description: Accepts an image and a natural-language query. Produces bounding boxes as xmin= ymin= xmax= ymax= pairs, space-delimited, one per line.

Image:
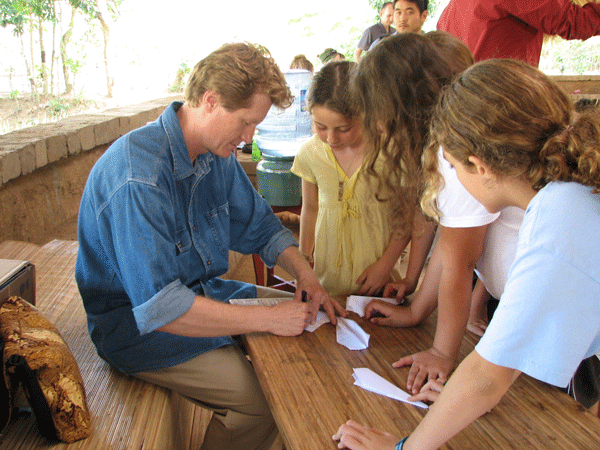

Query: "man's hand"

xmin=393 ymin=347 xmax=455 ymax=395
xmin=333 ymin=420 xmax=399 ymax=450
xmin=266 ymin=300 xmax=312 ymax=336
xmin=295 ymin=278 xmax=347 ymax=325
xmin=276 ymin=245 xmax=348 ymax=325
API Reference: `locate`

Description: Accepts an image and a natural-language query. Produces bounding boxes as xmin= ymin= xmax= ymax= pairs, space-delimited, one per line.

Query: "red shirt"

xmin=437 ymin=0 xmax=600 ymax=67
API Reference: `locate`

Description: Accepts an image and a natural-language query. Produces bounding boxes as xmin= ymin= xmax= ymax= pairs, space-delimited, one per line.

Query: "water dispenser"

xmin=256 ymin=69 xmax=313 ymax=206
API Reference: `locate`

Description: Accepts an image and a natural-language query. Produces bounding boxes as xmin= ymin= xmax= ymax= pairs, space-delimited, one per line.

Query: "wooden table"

xmin=241 ymin=300 xmax=600 ymax=450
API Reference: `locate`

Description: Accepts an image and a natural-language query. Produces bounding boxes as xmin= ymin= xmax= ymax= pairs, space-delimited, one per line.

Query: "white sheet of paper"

xmin=352 ymin=368 xmax=428 ymax=409
xmin=305 ymin=311 xmax=330 ymax=332
xmin=336 ymin=317 xmax=370 ymax=350
xmin=346 ymin=295 xmax=397 ymax=317
xmin=229 ymin=297 xmax=291 ymax=307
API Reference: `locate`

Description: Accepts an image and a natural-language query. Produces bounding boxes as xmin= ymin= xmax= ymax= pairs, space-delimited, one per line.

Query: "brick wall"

xmin=0 ymin=96 xmax=181 ymax=243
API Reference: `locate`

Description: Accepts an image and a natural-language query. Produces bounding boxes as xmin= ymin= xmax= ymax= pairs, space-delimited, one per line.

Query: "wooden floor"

xmin=0 ymin=239 xmax=213 ymax=450
xmin=0 ymin=214 xmax=301 ymax=449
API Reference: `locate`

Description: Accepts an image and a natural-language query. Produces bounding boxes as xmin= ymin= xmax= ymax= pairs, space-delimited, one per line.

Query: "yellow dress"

xmin=291 ymin=135 xmax=402 ymax=296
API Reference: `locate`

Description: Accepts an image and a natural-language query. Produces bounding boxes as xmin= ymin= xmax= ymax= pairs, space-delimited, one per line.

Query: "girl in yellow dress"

xmin=291 ymin=60 xmax=429 ymax=297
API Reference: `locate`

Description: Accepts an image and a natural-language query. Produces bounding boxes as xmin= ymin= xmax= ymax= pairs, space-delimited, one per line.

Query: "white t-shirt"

xmin=476 ymin=182 xmax=600 ymax=387
xmin=436 ymin=147 xmax=524 ymax=299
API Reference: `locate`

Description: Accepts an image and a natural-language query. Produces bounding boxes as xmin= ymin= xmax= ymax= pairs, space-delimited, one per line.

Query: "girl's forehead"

xmin=311 ymin=105 xmax=354 ymax=126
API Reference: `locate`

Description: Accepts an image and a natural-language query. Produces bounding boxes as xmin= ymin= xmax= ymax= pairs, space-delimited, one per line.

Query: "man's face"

xmin=204 ymin=93 xmax=272 ymax=158
xmin=380 ymin=5 xmax=394 ymax=27
xmin=394 ymin=0 xmax=428 ymax=33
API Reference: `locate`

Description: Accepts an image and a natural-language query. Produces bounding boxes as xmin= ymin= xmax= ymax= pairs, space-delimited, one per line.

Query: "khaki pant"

xmin=135 ymin=286 xmax=292 ymax=450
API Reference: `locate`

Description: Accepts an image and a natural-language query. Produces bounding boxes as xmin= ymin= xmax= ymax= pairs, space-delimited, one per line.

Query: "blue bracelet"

xmin=395 ymin=436 xmax=408 ymax=450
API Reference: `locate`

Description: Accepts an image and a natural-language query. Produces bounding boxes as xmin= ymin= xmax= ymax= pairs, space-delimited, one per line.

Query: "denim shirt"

xmin=75 ymin=101 xmax=297 ymax=375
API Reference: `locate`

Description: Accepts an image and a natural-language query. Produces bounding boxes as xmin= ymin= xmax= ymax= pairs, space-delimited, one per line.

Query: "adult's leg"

xmin=134 ymin=344 xmax=279 ymax=450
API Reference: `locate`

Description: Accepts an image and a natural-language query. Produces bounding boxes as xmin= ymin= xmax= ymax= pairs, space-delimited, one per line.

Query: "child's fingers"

xmin=421 ymin=378 xmax=446 ymax=394
xmin=392 ymin=355 xmax=413 ymax=368
xmin=394 ymin=283 xmax=408 ymax=302
xmin=370 ymin=316 xmax=393 ymax=327
xmin=383 ymin=283 xmax=398 ymax=298
xmin=407 ymin=365 xmax=429 ymax=394
xmin=355 ymin=271 xmax=368 ymax=285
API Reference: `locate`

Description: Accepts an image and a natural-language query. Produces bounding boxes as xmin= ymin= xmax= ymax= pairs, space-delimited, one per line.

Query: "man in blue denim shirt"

xmin=76 ymin=43 xmax=346 ymax=450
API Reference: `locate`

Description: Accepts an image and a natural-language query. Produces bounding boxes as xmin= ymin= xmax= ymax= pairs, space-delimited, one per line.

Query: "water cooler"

xmin=255 ymin=69 xmax=313 ymax=207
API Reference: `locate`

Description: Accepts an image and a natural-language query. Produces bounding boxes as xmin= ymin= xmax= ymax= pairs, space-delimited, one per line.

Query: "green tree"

xmin=59 ymin=0 xmax=95 ymax=95
xmin=1 ymin=0 xmax=121 ymax=98
xmin=76 ymin=0 xmax=122 ymax=98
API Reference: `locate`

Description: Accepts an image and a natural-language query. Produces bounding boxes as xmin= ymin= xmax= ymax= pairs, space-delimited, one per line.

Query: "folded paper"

xmin=352 ymin=368 xmax=428 ymax=409
xmin=336 ymin=317 xmax=370 ymax=350
xmin=346 ymin=295 xmax=397 ymax=317
xmin=305 ymin=311 xmax=330 ymax=332
xmin=229 ymin=298 xmax=370 ymax=347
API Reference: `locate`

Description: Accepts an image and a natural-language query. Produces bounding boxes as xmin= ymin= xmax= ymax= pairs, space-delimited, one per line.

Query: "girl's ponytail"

xmin=535 ymin=114 xmax=600 ymax=192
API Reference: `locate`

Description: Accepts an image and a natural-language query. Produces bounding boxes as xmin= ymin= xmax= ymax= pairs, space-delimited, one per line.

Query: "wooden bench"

xmin=0 ymin=239 xmax=212 ymax=450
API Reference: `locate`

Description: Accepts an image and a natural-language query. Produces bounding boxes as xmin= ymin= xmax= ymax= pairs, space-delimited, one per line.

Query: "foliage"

xmin=0 ymin=0 xmax=57 ymax=36
xmin=47 ymin=97 xmax=69 ymax=117
xmin=9 ymin=90 xmax=20 ymax=100
xmin=0 ymin=0 xmax=27 ymax=35
xmin=44 ymin=94 xmax=94 ymax=118
xmin=427 ymin=0 xmax=444 ymax=17
xmin=541 ymin=36 xmax=600 ymax=74
xmin=64 ymin=57 xmax=84 ymax=76
xmin=169 ymin=61 xmax=191 ymax=93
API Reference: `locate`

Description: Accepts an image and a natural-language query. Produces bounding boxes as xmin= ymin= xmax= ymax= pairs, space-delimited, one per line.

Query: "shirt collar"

xmin=161 ymin=101 xmax=215 ymax=180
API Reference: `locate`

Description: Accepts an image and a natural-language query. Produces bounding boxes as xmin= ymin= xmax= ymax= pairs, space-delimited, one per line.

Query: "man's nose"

xmin=242 ymin=126 xmax=256 ymax=144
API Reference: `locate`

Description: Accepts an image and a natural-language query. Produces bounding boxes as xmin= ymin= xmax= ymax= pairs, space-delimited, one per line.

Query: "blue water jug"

xmin=256 ymin=69 xmax=313 ymax=207
xmin=255 ymin=69 xmax=313 ymax=158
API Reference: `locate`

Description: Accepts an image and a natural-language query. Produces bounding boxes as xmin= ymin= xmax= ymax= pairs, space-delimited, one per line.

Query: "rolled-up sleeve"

xmin=259 ymin=228 xmax=297 ymax=267
xmin=133 ymin=279 xmax=196 ymax=335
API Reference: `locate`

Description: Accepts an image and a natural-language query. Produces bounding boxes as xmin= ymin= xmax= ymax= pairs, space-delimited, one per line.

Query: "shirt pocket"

xmin=205 ymin=202 xmax=230 ymax=255
xmin=175 ymin=226 xmax=192 ymax=255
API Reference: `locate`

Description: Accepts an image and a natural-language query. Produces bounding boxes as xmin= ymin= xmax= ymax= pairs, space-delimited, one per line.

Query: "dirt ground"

xmin=0 ymin=93 xmax=114 ymax=135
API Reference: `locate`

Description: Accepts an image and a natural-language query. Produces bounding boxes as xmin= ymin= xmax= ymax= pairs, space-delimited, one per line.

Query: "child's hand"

xmin=333 ymin=420 xmax=399 ymax=450
xmin=382 ymin=280 xmax=417 ymax=303
xmin=364 ymin=300 xmax=422 ymax=327
xmin=408 ymin=377 xmax=447 ymax=404
xmin=393 ymin=347 xmax=455 ymax=395
xmin=356 ymin=262 xmax=391 ymax=296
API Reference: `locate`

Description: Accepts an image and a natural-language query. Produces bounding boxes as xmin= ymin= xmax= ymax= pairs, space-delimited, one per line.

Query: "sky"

xmin=0 ymin=0 xmax=443 ymax=99
xmin=110 ymin=0 xmax=375 ymax=83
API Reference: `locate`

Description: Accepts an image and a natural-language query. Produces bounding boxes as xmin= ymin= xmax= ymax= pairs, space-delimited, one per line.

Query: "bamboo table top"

xmin=241 ymin=298 xmax=600 ymax=450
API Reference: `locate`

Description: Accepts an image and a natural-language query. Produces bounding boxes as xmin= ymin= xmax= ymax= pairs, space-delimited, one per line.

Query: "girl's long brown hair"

xmin=351 ymin=33 xmax=454 ymax=233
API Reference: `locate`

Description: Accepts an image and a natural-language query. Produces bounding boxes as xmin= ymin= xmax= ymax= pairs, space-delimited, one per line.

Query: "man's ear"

xmin=468 ymin=155 xmax=493 ymax=178
xmin=421 ymin=10 xmax=428 ymax=22
xmin=202 ymin=90 xmax=219 ymax=112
